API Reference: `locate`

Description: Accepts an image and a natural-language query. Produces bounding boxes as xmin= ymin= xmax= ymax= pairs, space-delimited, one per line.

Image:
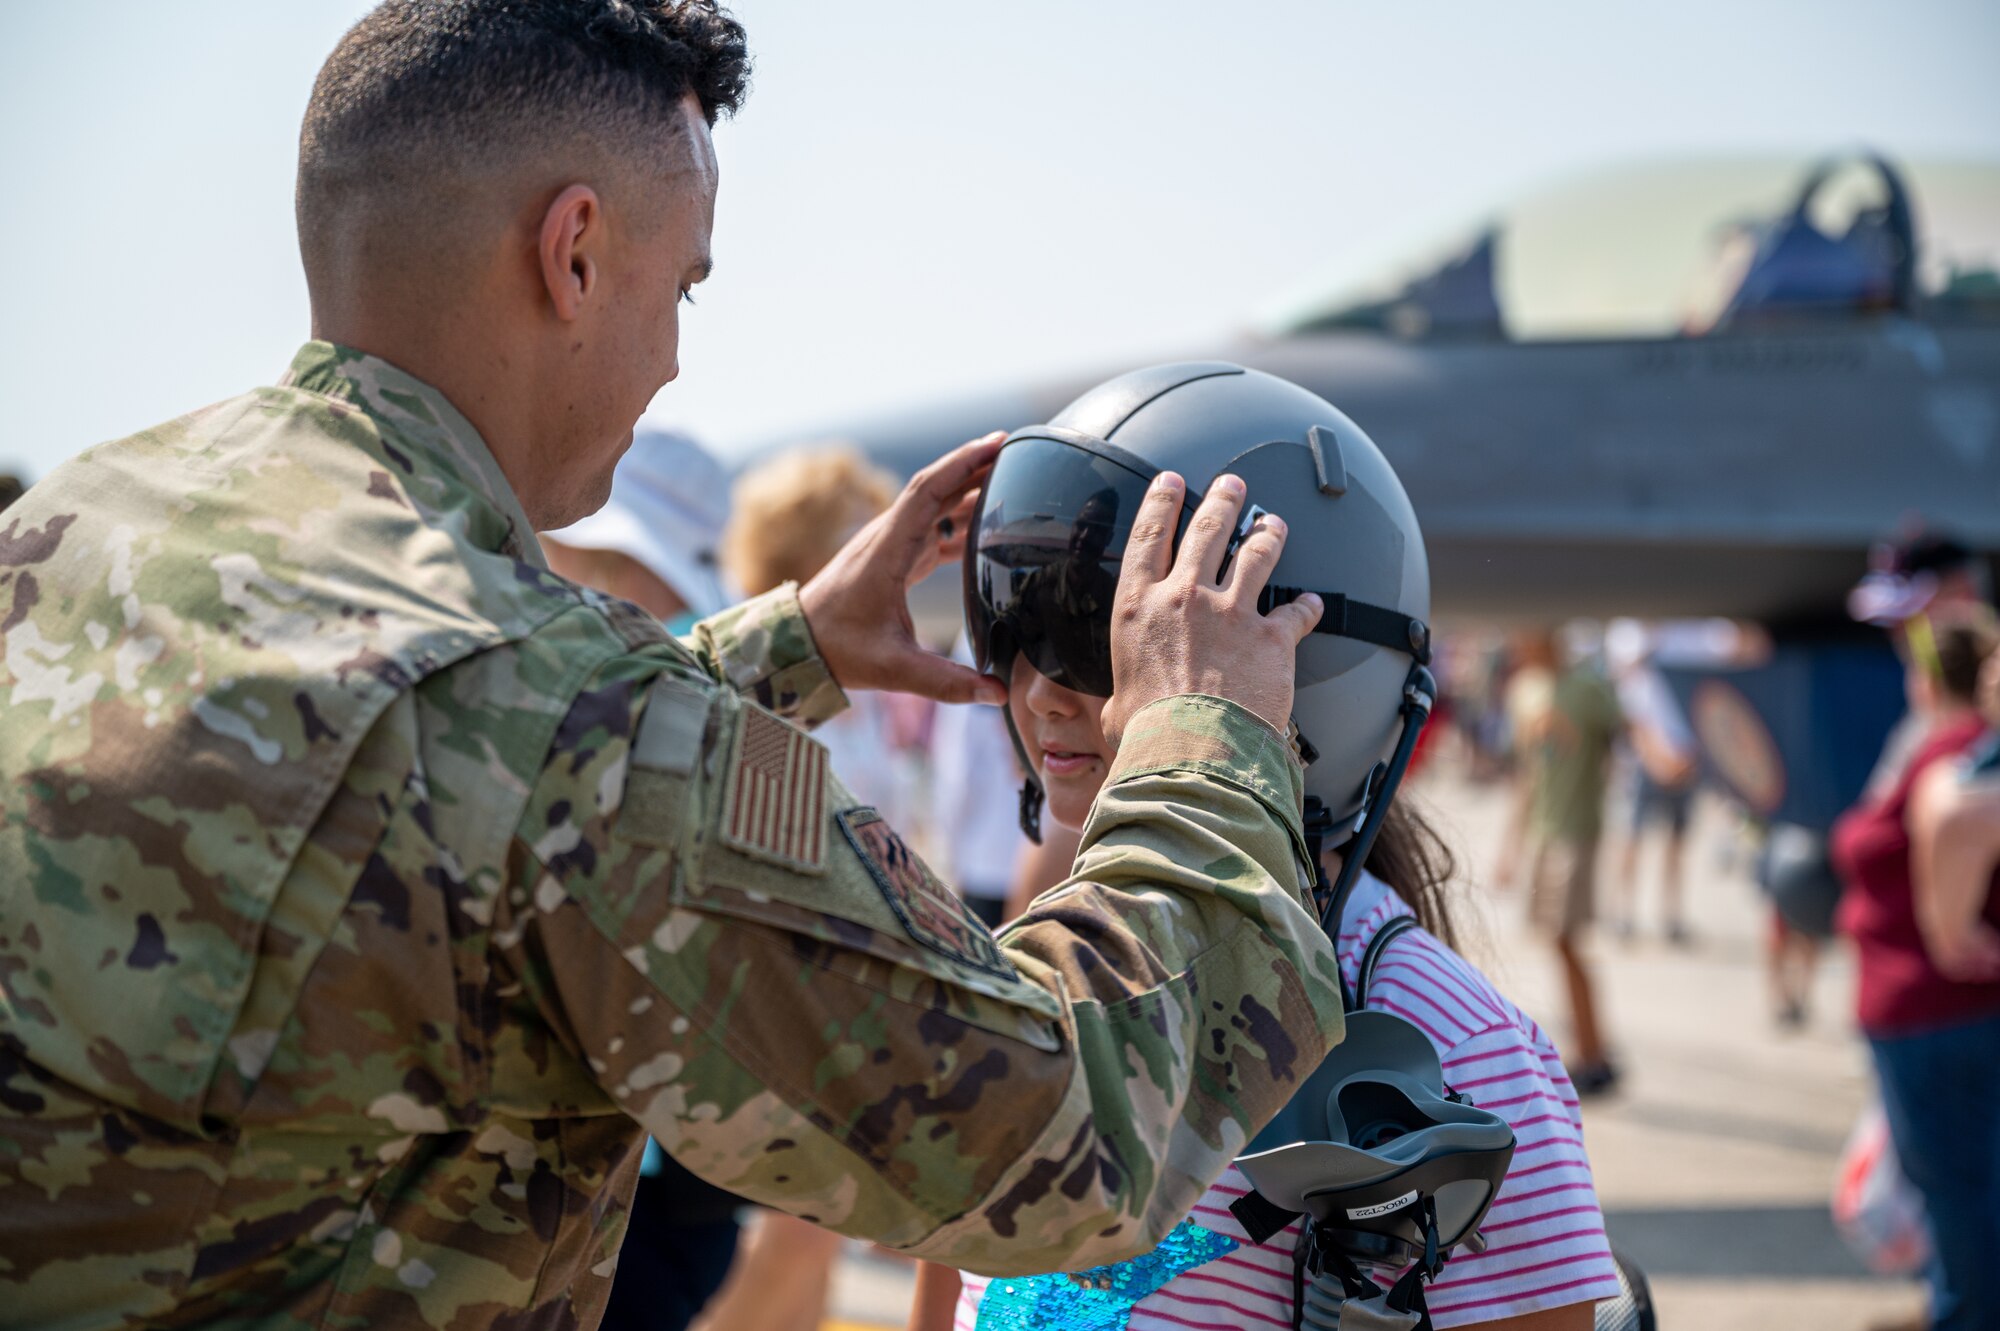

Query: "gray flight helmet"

xmin=1044 ymin=362 xmax=1430 ymax=827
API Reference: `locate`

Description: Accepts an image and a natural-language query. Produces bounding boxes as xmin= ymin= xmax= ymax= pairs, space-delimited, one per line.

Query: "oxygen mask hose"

xmin=1296 ymin=1199 xmax=1446 ymax=1331
xmin=1315 ymin=664 xmax=1437 ymax=1007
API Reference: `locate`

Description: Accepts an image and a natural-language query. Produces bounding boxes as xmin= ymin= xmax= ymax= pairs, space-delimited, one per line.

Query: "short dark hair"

xmin=1927 ymin=606 xmax=2000 ymax=705
xmin=298 ymin=0 xmax=749 ymax=283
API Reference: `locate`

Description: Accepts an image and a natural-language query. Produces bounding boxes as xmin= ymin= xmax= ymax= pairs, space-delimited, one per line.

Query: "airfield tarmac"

xmin=817 ymin=762 xmax=1928 ymax=1331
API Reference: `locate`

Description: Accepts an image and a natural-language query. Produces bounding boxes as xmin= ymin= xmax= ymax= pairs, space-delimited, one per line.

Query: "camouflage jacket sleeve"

xmin=679 ymin=582 xmax=847 ymax=727
xmin=501 ymin=661 xmax=1344 ymax=1277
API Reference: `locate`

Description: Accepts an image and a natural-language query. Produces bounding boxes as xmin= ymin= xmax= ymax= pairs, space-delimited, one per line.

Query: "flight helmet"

xmin=964 ymin=363 xmax=1433 ymax=928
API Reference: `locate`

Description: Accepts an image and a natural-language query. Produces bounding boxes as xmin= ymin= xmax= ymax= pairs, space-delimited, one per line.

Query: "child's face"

xmin=1007 ymin=655 xmax=1115 ymax=832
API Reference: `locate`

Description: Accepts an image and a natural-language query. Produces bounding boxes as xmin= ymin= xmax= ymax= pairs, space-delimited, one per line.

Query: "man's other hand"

xmin=1101 ymin=472 xmax=1322 ymax=747
xmin=798 ymin=432 xmax=1009 ymax=707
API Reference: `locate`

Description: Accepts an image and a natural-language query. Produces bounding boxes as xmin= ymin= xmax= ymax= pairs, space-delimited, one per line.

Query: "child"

xmin=913 ymin=660 xmax=1622 ymax=1329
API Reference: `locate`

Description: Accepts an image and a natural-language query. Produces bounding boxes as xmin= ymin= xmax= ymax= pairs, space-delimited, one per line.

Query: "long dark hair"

xmin=1359 ymin=799 xmax=1462 ymax=952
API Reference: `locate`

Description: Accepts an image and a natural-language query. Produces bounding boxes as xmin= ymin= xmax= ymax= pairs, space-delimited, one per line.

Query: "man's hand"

xmin=798 ymin=432 xmax=1009 ymax=707
xmin=1101 ymin=471 xmax=1322 ymax=748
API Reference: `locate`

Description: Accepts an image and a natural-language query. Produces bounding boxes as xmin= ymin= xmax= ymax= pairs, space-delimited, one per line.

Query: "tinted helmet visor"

xmin=964 ymin=435 xmax=1176 ymax=699
xmin=964 ymin=432 xmax=1431 ymax=700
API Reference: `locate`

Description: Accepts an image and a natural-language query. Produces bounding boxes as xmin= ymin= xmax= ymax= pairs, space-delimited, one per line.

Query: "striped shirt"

xmin=956 ymin=871 xmax=1620 ymax=1329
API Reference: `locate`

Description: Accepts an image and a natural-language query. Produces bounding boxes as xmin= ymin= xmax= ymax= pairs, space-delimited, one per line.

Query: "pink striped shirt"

xmin=955 ymin=872 xmax=1620 ymax=1329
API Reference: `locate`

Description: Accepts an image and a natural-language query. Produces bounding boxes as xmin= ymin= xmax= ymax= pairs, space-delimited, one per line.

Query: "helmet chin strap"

xmin=1018 ymin=778 xmax=1045 ymax=845
xmin=997 ymin=692 xmax=1046 ymax=845
xmin=1305 ymin=663 xmax=1437 ymax=1011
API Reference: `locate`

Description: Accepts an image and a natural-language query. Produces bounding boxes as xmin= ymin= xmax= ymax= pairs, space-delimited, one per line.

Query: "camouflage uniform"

xmin=0 ymin=343 xmax=1344 ymax=1329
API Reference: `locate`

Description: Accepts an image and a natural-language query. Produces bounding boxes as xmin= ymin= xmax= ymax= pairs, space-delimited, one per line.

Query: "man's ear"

xmin=538 ymin=184 xmax=602 ymax=322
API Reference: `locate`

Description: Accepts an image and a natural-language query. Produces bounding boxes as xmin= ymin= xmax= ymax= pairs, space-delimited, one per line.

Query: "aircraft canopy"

xmin=1266 ymin=155 xmax=2000 ymax=342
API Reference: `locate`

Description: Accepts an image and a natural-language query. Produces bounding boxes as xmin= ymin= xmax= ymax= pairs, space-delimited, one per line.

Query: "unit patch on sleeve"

xmin=717 ymin=703 xmax=829 ymax=873
xmin=837 ymin=808 xmax=1016 ymax=980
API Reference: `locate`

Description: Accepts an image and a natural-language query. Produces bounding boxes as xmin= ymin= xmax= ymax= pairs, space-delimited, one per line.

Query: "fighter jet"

xmin=790 ymin=151 xmax=2000 ymax=630
xmin=759 ymin=151 xmax=1998 ymax=828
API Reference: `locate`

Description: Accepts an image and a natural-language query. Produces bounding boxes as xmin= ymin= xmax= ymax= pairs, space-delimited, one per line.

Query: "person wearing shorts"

xmin=1519 ymin=631 xmax=1624 ymax=1096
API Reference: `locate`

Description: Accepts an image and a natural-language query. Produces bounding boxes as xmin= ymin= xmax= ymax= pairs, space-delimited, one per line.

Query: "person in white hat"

xmin=542 ymin=427 xmax=732 ymax=627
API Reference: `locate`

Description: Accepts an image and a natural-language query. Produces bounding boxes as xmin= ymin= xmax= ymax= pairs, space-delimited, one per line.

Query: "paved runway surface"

xmin=820 ymin=765 xmax=1927 ymax=1331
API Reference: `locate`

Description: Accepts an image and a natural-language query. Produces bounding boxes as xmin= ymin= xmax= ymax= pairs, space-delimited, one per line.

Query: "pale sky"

xmin=3 ymin=0 xmax=1997 ymax=482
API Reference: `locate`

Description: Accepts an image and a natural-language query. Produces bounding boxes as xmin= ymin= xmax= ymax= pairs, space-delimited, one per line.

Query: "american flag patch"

xmin=717 ymin=704 xmax=829 ymax=873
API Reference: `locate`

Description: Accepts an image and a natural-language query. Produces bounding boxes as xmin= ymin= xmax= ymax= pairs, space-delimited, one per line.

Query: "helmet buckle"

xmin=1353 ymin=761 xmax=1390 ymax=835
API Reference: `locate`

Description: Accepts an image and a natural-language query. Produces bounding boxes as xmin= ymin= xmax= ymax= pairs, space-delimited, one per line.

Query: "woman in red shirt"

xmin=1832 ymin=608 xmax=2000 ymax=1331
